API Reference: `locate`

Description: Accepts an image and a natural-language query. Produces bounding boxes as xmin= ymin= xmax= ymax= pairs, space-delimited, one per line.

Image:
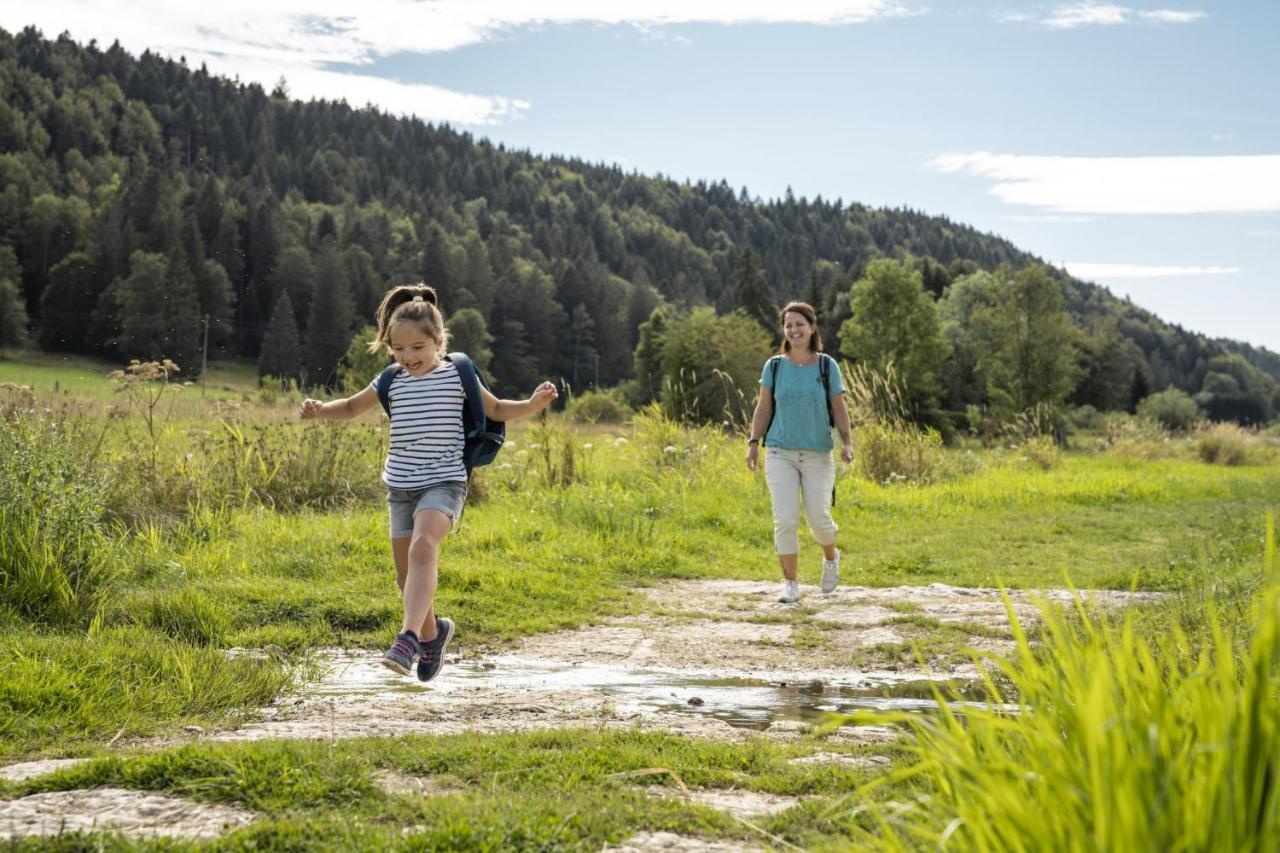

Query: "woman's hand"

xmin=528 ymin=381 xmax=559 ymax=412
xmin=299 ymin=399 xmax=324 ymax=420
xmin=840 ymin=441 xmax=854 ymax=464
xmin=745 ymin=443 xmax=760 ymax=471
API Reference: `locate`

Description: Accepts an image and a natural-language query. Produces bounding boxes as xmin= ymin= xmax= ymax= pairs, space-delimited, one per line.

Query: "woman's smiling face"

xmin=388 ymin=321 xmax=442 ymax=376
xmin=783 ymin=311 xmax=815 ymax=351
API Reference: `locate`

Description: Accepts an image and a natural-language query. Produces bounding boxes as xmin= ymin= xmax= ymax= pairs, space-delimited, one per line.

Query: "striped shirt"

xmin=369 ymin=361 xmax=467 ymax=489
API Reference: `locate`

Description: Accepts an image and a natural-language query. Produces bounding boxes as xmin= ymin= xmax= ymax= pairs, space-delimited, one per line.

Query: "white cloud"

xmin=1061 ymin=262 xmax=1242 ymax=279
xmin=925 ymin=152 xmax=1280 ymax=214
xmin=3 ymin=0 xmax=905 ymax=124
xmin=1040 ymin=4 xmax=1205 ymax=29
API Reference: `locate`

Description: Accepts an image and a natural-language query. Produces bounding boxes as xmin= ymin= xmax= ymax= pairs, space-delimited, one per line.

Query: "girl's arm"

xmin=830 ymin=391 xmax=854 ymax=463
xmin=745 ymin=387 xmax=772 ymax=471
xmin=299 ymin=385 xmax=379 ymax=421
xmin=480 ymin=381 xmax=559 ymax=422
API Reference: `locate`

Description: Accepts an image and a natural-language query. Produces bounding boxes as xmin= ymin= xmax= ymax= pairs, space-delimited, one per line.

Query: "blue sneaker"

xmin=416 ymin=617 xmax=455 ymax=682
xmin=382 ymin=630 xmax=421 ymax=676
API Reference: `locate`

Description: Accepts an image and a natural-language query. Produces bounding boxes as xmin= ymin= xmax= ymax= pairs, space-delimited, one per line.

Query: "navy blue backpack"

xmin=374 ymin=352 xmax=505 ymax=474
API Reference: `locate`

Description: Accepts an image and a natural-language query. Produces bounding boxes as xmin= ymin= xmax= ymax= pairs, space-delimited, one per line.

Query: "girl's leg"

xmin=401 ymin=509 xmax=452 ymax=641
xmin=392 ymin=536 xmax=437 ymax=641
xmin=765 ymin=450 xmax=803 ymax=580
xmin=799 ymin=451 xmax=839 ymax=558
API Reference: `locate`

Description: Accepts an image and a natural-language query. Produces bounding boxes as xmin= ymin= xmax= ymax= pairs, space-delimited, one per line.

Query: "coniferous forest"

xmin=1 ymin=26 xmax=1276 ymax=426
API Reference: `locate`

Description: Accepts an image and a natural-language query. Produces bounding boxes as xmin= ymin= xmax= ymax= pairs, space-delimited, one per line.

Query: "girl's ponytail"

xmin=369 ymin=283 xmax=447 ymax=353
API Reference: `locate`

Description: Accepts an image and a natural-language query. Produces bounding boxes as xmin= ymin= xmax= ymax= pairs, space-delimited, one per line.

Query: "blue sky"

xmin=6 ymin=1 xmax=1279 ymax=351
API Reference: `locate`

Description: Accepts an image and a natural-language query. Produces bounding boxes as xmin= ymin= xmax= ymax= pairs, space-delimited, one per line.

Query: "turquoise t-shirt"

xmin=760 ymin=354 xmax=844 ymax=451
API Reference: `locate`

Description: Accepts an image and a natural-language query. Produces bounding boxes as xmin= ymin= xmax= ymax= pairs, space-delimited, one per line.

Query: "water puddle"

xmin=298 ymin=651 xmax=994 ymax=731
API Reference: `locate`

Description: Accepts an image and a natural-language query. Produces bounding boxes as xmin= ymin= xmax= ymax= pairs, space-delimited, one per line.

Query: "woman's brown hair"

xmin=368 ymin=283 xmax=448 ymax=353
xmin=778 ymin=301 xmax=823 ymax=355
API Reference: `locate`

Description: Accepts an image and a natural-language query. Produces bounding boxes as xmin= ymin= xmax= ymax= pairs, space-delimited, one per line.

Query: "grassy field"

xmin=2 ymin=350 xmax=1279 ymax=848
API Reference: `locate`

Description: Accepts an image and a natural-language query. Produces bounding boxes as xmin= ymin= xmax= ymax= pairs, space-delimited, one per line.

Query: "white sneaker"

xmin=821 ymin=550 xmax=840 ymax=593
xmin=778 ymin=579 xmax=801 ymax=603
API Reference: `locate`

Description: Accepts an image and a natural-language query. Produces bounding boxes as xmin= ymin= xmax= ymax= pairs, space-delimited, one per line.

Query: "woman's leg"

xmin=400 ymin=509 xmax=452 ymax=640
xmin=799 ymin=450 xmax=839 ymax=558
xmin=765 ymin=449 xmax=802 ymax=580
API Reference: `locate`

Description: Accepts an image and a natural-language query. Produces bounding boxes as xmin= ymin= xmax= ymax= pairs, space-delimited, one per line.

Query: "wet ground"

xmin=195 ymin=578 xmax=1153 ymax=745
xmin=2 ymin=579 xmax=1159 ymax=843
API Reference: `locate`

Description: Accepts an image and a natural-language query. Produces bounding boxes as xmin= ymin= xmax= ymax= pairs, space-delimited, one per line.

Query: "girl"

xmin=745 ymin=301 xmax=854 ymax=603
xmin=300 ymin=283 xmax=557 ymax=680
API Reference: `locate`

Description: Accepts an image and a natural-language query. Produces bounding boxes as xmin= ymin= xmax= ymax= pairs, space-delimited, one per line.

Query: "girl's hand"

xmin=841 ymin=442 xmax=854 ymax=464
xmin=745 ymin=443 xmax=760 ymax=471
xmin=528 ymin=381 xmax=559 ymax=411
xmin=299 ymin=399 xmax=324 ymax=420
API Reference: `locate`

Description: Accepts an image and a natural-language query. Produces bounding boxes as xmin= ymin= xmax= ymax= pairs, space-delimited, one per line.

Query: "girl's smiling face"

xmin=388 ymin=321 xmax=442 ymax=376
xmin=783 ymin=311 xmax=816 ymax=352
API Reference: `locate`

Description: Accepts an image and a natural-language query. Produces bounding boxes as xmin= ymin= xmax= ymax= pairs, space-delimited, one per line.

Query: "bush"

xmin=1067 ymin=404 xmax=1103 ymax=432
xmin=0 ymin=408 xmax=116 ymax=627
xmin=1136 ymin=387 xmax=1200 ymax=431
xmin=566 ymin=389 xmax=632 ymax=424
xmin=854 ymin=422 xmax=945 ymax=485
xmin=1105 ymin=414 xmax=1173 ymax=461
xmin=1195 ymin=422 xmax=1255 ymax=466
xmin=1019 ymin=434 xmax=1061 ymax=470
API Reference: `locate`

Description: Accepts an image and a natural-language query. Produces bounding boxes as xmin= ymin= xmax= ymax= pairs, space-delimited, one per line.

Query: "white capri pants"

xmin=764 ymin=447 xmax=838 ymax=555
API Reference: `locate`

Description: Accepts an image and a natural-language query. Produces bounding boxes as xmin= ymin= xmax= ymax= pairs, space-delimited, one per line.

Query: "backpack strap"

xmin=375 ymin=363 xmax=400 ymax=417
xmin=445 ymin=352 xmax=486 ymax=437
xmin=762 ymin=355 xmax=783 ymax=444
xmin=820 ymin=354 xmax=835 ymax=428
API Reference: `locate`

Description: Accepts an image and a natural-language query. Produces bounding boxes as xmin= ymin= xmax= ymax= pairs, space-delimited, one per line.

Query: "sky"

xmin=5 ymin=1 xmax=1279 ymax=352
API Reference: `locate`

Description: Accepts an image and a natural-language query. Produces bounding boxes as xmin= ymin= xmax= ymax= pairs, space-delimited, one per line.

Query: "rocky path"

xmin=2 ymin=580 xmax=1158 ymax=845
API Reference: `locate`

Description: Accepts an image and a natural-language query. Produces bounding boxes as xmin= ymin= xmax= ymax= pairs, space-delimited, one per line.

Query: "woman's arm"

xmin=830 ymin=391 xmax=854 ymax=463
xmin=299 ymin=385 xmax=379 ymax=421
xmin=479 ymin=381 xmax=559 ymax=422
xmin=745 ymin=387 xmax=772 ymax=471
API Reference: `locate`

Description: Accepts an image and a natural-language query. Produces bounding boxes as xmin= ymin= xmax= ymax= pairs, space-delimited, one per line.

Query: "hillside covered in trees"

xmin=1 ymin=26 xmax=1276 ymax=426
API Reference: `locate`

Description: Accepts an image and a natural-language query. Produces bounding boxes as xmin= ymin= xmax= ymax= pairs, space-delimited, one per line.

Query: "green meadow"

xmin=3 ymin=353 xmax=1279 ymax=849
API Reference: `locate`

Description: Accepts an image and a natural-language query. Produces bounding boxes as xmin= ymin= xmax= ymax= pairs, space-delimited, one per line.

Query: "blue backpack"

xmin=374 ymin=353 xmax=505 ymax=474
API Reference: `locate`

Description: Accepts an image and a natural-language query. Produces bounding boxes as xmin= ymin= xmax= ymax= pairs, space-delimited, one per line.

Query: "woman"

xmin=745 ymin=301 xmax=854 ymax=603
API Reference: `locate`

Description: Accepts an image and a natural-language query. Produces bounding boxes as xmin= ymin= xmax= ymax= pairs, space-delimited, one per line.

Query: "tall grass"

xmin=849 ymin=520 xmax=1280 ymax=850
xmin=0 ymin=406 xmax=116 ymax=627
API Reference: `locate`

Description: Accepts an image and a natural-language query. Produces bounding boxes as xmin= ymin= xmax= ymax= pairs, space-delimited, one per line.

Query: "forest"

xmin=1 ymin=25 xmax=1276 ymax=429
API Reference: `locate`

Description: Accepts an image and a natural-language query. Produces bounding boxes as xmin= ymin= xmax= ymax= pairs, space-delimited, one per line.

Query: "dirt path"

xmin=182 ymin=579 xmax=1158 ymax=745
xmin=2 ymin=580 xmax=1159 ymax=843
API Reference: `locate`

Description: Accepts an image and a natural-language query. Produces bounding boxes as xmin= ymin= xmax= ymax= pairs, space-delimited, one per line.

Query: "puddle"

xmin=295 ymin=651 xmax=993 ymax=731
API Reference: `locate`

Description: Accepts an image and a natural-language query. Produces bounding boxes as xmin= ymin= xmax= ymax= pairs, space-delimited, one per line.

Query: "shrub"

xmin=1136 ymin=387 xmax=1200 ymax=431
xmin=566 ymin=389 xmax=632 ymax=424
xmin=1105 ymin=414 xmax=1173 ymax=461
xmin=854 ymin=422 xmax=945 ymax=485
xmin=1019 ymin=434 xmax=1061 ymax=470
xmin=1195 ymin=422 xmax=1254 ymax=466
xmin=1067 ymin=404 xmax=1103 ymax=432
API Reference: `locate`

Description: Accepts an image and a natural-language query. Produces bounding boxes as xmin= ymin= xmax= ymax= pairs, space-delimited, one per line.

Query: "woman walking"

xmin=745 ymin=301 xmax=854 ymax=603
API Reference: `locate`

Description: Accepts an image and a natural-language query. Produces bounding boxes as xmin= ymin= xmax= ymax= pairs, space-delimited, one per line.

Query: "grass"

xmin=841 ymin=523 xmax=1280 ymax=850
xmin=2 ymin=730 xmax=898 ymax=850
xmin=2 ymin=376 xmax=1279 ymax=847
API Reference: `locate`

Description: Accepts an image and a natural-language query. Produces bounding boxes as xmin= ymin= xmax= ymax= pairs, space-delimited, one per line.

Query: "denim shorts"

xmin=386 ymin=480 xmax=468 ymax=538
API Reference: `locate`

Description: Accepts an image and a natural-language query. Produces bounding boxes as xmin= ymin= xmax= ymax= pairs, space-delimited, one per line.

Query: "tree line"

xmin=0 ymin=26 xmax=1276 ymax=427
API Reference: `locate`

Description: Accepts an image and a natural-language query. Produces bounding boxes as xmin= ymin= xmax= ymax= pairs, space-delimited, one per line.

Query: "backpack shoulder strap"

xmin=446 ymin=352 xmax=486 ymax=436
xmin=820 ymin=354 xmax=834 ymax=427
xmin=375 ymin=364 xmax=400 ymax=416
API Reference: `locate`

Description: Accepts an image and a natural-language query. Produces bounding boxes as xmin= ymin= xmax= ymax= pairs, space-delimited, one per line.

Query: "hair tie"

xmin=412 ymin=296 xmax=424 ymax=303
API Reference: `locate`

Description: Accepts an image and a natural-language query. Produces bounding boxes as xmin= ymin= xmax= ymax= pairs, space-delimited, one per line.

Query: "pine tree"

xmin=304 ymin=244 xmax=353 ymax=388
xmin=732 ymin=247 xmax=776 ymax=335
xmin=259 ymin=289 xmax=302 ymax=387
